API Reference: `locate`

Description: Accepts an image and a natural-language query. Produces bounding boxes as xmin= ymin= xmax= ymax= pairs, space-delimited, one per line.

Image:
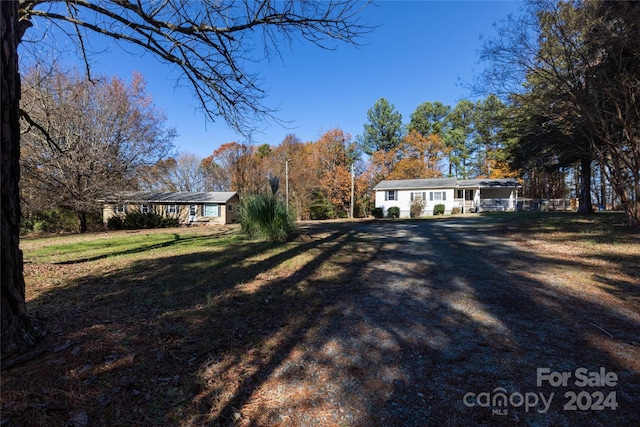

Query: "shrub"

xmin=410 ymin=198 xmax=426 ymax=218
xmin=387 ymin=206 xmax=400 ymax=218
xmin=452 ymin=207 xmax=461 ymax=215
xmin=309 ymin=192 xmax=335 ymax=220
xmin=123 ymin=211 xmax=157 ymax=229
xmin=162 ymin=217 xmax=180 ymax=228
xmin=371 ymin=207 xmax=384 ymax=218
xmin=21 ymin=208 xmax=80 ymax=234
xmin=112 ymin=211 xmax=179 ymax=230
xmin=107 ymin=215 xmax=124 ymax=230
xmin=240 ymin=194 xmax=297 ymax=242
xmin=354 ymin=202 xmax=368 ymax=218
xmin=434 ymin=204 xmax=445 ymax=215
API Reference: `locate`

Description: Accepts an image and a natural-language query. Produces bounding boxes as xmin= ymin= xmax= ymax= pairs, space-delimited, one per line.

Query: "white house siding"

xmin=375 ymin=189 xmax=455 ymax=217
xmin=374 ymin=178 xmax=520 ymax=217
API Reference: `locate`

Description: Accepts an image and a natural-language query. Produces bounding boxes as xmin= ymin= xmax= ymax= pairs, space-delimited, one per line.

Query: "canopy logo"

xmin=463 ymin=388 xmax=553 ymax=415
xmin=462 ymin=367 xmax=619 ymax=416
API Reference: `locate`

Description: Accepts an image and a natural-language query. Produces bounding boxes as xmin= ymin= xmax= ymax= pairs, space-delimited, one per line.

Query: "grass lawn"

xmin=2 ymin=213 xmax=639 ymax=426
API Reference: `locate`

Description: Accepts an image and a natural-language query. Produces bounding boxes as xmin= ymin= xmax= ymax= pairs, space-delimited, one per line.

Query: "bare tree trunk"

xmin=1 ymin=0 xmax=40 ymax=359
xmin=79 ymin=211 xmax=88 ymax=233
xmin=602 ymin=148 xmax=640 ymax=227
xmin=599 ymin=162 xmax=607 ymax=210
xmin=576 ymin=158 xmax=594 ymax=214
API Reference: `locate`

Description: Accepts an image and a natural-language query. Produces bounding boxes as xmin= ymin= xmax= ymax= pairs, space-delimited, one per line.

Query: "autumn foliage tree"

xmin=388 ymin=130 xmax=449 ymax=180
xmin=271 ymin=135 xmax=317 ymax=220
xmin=189 ymin=130 xmax=370 ymax=220
xmin=20 ymin=67 xmax=175 ymax=232
xmin=203 ymin=142 xmax=268 ymax=196
xmin=314 ymin=129 xmax=359 ymax=218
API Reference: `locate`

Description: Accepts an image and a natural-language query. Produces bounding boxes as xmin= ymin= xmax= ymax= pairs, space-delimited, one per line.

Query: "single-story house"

xmin=100 ymin=191 xmax=240 ymax=226
xmin=374 ymin=178 xmax=521 ymax=217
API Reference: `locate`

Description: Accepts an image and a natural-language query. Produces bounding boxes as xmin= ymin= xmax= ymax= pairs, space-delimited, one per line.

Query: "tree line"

xmin=19 ymin=62 xmax=519 ymax=229
xmin=479 ymin=0 xmax=640 ymax=225
xmin=19 ymin=1 xmax=640 ymax=237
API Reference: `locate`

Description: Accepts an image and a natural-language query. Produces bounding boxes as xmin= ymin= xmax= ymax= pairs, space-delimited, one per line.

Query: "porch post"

xmin=462 ymin=189 xmax=466 ymax=213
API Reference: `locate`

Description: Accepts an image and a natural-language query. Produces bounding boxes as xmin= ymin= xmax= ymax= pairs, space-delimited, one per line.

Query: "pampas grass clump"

xmin=240 ymin=194 xmax=297 ymax=242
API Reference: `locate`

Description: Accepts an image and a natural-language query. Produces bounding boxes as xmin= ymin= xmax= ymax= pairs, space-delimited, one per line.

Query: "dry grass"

xmin=1 ymin=213 xmax=639 ymax=426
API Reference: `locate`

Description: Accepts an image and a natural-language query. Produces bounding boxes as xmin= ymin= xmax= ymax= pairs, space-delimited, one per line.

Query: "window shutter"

xmin=430 ymin=192 xmax=433 ymax=201
xmin=385 ymin=191 xmax=388 ymax=201
xmin=410 ymin=192 xmax=414 ymax=201
xmin=422 ymin=192 xmax=426 ymax=201
xmin=443 ymin=191 xmax=446 ymax=201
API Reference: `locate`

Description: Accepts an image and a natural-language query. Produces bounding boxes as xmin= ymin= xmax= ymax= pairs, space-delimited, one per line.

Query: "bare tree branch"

xmin=19 ymin=0 xmax=373 ymax=134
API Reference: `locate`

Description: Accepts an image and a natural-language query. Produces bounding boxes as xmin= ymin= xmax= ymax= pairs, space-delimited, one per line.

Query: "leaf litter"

xmin=1 ymin=215 xmax=639 ymax=426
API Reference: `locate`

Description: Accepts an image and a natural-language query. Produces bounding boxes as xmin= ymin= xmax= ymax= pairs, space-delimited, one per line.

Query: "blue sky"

xmin=36 ymin=1 xmax=523 ymax=159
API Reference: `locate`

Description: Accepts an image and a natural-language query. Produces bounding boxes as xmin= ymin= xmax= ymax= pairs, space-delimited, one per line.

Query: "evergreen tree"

xmin=359 ymin=97 xmax=404 ymax=155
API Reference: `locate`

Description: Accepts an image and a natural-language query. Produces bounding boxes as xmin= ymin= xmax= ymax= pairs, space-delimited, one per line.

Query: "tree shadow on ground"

xmin=2 ymin=218 xmax=639 ymax=426
xmin=3 ymin=225 xmax=376 ymax=425
xmin=352 ymin=219 xmax=639 ymax=426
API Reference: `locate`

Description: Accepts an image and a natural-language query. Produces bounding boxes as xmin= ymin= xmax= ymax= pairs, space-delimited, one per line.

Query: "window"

xmin=203 ymin=204 xmax=219 ymax=217
xmin=411 ymin=192 xmax=426 ymax=202
xmin=385 ymin=190 xmax=397 ymax=201
xmin=189 ymin=205 xmax=198 ymax=216
xmin=167 ymin=204 xmax=177 ymax=214
xmin=228 ymin=204 xmax=233 ymax=212
xmin=140 ymin=204 xmax=150 ymax=214
xmin=429 ymin=191 xmax=446 ymax=201
xmin=115 ymin=205 xmax=126 ymax=214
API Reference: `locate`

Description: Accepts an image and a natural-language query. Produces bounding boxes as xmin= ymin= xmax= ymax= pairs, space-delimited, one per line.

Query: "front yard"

xmin=1 ymin=213 xmax=639 ymax=426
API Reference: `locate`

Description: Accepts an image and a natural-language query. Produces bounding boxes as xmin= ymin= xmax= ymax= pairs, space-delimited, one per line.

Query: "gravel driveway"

xmin=6 ymin=217 xmax=638 ymax=426
xmin=243 ymin=218 xmax=640 ymax=426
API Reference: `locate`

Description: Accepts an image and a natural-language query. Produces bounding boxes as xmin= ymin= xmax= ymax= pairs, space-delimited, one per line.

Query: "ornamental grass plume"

xmin=240 ymin=194 xmax=297 ymax=242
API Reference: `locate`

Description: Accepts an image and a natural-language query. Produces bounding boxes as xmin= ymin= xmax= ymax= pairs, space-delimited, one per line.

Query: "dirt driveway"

xmin=244 ymin=217 xmax=640 ymax=426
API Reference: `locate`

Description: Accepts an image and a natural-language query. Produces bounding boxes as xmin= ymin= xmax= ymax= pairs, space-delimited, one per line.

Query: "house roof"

xmin=456 ymin=179 xmax=521 ymax=188
xmin=100 ymin=191 xmax=238 ymax=204
xmin=374 ymin=177 xmax=520 ymax=190
xmin=374 ymin=178 xmax=457 ymax=190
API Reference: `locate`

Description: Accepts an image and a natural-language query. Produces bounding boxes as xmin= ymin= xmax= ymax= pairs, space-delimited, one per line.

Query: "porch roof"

xmin=456 ymin=179 xmax=521 ymax=189
xmin=100 ymin=191 xmax=238 ymax=204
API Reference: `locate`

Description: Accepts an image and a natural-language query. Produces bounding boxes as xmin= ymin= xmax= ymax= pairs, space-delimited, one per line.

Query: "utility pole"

xmin=350 ymin=163 xmax=355 ymax=219
xmin=285 ymin=158 xmax=290 ymax=212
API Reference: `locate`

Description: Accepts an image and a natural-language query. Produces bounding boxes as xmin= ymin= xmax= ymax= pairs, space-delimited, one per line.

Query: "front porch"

xmin=453 ymin=198 xmax=475 ymax=213
xmin=453 ymin=197 xmax=517 ymax=213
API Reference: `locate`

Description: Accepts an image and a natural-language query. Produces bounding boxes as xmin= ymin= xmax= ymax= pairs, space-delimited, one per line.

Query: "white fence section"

xmin=517 ymin=199 xmax=576 ymax=212
xmin=478 ymin=198 xmax=517 ymax=212
xmin=453 ymin=198 xmax=517 ymax=213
